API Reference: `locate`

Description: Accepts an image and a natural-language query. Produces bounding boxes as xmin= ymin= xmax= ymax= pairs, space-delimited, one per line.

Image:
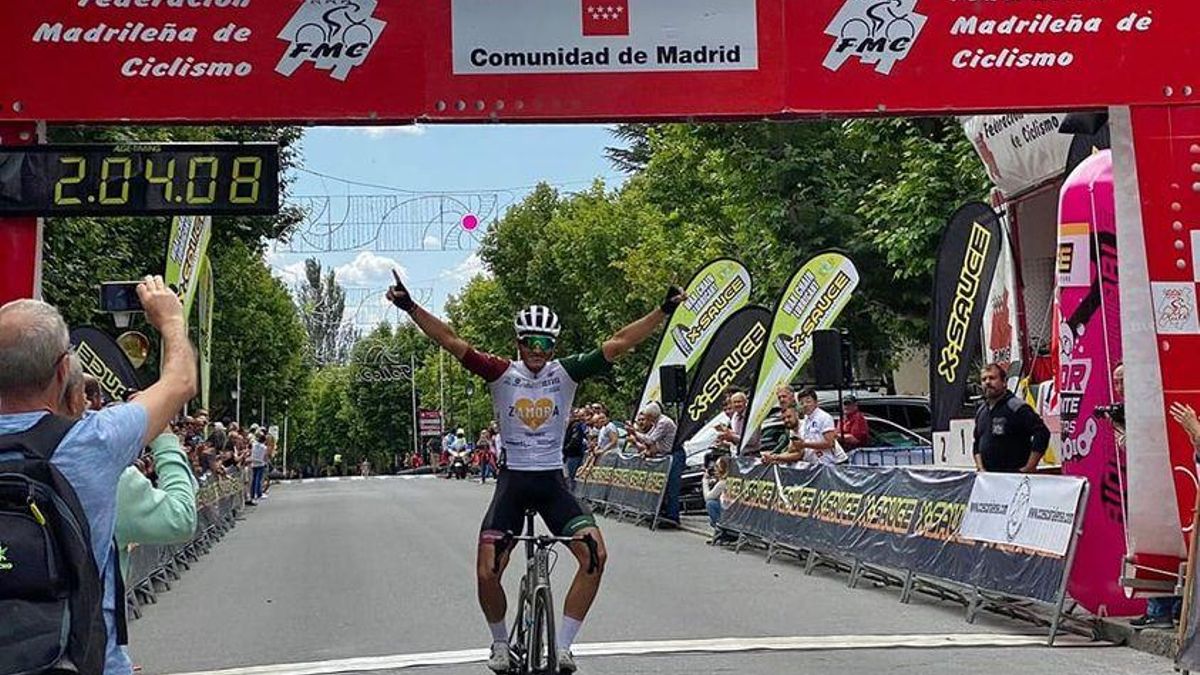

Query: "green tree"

xmin=208 ymin=241 xmax=310 ymax=427
xmin=346 ymin=322 xmax=438 ymax=469
xmin=289 ymin=365 xmax=355 ymax=473
xmin=296 ymin=258 xmax=358 ymax=365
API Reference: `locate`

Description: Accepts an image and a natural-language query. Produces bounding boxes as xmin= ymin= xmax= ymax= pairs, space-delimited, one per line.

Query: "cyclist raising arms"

xmin=388 ymin=271 xmax=684 ymax=673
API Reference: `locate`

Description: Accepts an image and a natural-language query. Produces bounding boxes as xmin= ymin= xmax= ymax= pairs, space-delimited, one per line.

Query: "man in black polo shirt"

xmin=973 ymin=363 xmax=1050 ymax=473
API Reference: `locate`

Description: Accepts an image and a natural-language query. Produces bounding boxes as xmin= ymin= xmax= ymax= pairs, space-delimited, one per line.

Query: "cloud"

xmin=355 ymin=125 xmax=427 ymax=138
xmin=334 ymin=251 xmax=406 ymax=287
xmin=423 ymin=234 xmax=442 ymax=249
xmin=440 ymin=253 xmax=489 ymax=284
xmin=273 ymin=260 xmax=308 ymax=285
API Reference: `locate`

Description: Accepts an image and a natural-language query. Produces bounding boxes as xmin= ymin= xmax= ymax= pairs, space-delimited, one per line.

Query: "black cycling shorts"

xmin=479 ymin=469 xmax=596 ymax=543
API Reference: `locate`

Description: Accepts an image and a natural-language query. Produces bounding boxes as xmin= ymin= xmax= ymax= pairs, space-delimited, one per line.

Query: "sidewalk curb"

xmin=1095 ymin=618 xmax=1178 ymax=660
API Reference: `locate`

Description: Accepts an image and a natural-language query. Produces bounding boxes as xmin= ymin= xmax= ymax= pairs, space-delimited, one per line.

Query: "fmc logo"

xmin=823 ymin=0 xmax=927 ymax=75
xmin=277 ymin=0 xmax=387 ymax=81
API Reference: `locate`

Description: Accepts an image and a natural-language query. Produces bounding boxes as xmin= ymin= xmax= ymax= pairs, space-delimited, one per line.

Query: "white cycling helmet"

xmin=514 ymin=305 xmax=561 ymax=338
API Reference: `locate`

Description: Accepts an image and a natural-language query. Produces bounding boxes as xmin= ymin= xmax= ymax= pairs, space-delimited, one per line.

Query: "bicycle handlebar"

xmin=491 ymin=532 xmax=599 ymax=575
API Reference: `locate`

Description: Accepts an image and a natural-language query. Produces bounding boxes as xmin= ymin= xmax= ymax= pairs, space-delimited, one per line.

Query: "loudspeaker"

xmin=812 ymin=329 xmax=845 ymax=388
xmin=660 ymin=364 xmax=688 ymax=405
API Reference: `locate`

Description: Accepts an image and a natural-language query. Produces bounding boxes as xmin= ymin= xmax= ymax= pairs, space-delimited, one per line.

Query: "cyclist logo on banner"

xmin=276 ymin=0 xmax=388 ymax=81
xmin=823 ymin=0 xmax=927 ymax=75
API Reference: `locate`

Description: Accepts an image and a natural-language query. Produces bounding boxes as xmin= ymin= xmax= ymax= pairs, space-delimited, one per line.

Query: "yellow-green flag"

xmin=638 ymin=258 xmax=752 ymax=411
xmin=197 ymin=254 xmax=214 ymax=412
xmin=739 ymin=252 xmax=860 ymax=452
xmin=164 ymin=215 xmax=212 ymax=323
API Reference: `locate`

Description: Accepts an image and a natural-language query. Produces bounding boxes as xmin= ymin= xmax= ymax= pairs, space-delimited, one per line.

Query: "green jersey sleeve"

xmin=560 ymin=348 xmax=613 ymax=383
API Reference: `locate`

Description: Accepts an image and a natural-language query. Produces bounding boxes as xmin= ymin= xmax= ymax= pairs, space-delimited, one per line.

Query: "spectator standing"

xmin=972 ymin=363 xmax=1050 ymax=473
xmin=629 ymin=402 xmax=682 ymax=526
xmin=208 ymin=421 xmax=229 ymax=454
xmin=60 ymin=353 xmax=88 ymax=419
xmin=0 ymin=277 xmax=196 ymax=675
xmin=703 ymin=455 xmax=729 ymax=530
xmin=562 ymin=408 xmax=587 ymax=491
xmin=715 ymin=391 xmax=749 ymax=452
xmin=478 ymin=429 xmax=498 ymax=483
xmin=83 ymin=372 xmax=104 ymax=410
xmin=263 ymin=433 xmax=277 ymax=496
xmin=837 ymin=395 xmax=871 ymax=450
xmin=761 ymin=406 xmax=804 ymax=465
xmin=749 ymin=385 xmax=798 ymax=457
xmin=249 ymin=432 xmax=269 ymax=503
xmin=763 ymin=390 xmax=846 ymax=465
xmin=587 ymin=406 xmax=619 ymax=471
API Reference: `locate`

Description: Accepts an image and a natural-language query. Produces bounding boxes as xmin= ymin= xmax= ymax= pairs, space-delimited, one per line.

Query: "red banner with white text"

xmin=0 ymin=1 xmax=1194 ymax=124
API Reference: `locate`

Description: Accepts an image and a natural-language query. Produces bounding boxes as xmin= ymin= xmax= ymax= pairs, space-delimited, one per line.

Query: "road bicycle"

xmin=493 ymin=510 xmax=598 ymax=674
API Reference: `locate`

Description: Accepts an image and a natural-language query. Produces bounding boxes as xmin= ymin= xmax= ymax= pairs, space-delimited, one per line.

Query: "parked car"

xmin=819 ymin=393 xmax=932 ymax=439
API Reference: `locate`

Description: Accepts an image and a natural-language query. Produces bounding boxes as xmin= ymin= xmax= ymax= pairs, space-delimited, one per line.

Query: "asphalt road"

xmin=127 ymin=475 xmax=1173 ymax=675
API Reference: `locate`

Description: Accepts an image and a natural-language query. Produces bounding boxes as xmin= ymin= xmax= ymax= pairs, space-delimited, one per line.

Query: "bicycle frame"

xmin=495 ymin=510 xmax=598 ymax=675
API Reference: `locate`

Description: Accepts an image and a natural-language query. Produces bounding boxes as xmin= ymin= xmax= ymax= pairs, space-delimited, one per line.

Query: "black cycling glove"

xmin=387 ymin=270 xmax=417 ymax=312
xmin=660 ymin=285 xmax=685 ymax=316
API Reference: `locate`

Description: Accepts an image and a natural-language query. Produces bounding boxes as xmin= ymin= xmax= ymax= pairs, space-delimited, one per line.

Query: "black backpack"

xmin=0 ymin=415 xmax=107 ymax=675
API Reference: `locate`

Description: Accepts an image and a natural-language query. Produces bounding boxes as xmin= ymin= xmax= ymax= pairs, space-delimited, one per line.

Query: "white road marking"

xmin=166 ymin=633 xmax=1106 ymax=675
xmin=288 ymin=475 xmax=432 ymax=486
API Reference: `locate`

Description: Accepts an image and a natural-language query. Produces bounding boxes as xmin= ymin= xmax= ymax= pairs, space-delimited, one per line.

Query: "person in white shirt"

xmin=715 ymin=391 xmax=748 ymax=450
xmin=586 ymin=406 xmax=619 ymax=471
xmin=249 ymin=432 xmax=269 ymax=502
xmin=762 ymin=389 xmax=847 ymax=466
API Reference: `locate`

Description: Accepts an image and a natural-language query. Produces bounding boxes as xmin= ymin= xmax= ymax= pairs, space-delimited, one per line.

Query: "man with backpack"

xmin=0 ymin=275 xmax=197 ymax=675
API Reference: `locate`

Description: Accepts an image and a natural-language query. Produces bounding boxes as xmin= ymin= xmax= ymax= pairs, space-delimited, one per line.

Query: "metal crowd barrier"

xmin=848 ymin=445 xmax=935 ymax=467
xmin=124 ymin=470 xmax=247 ymax=620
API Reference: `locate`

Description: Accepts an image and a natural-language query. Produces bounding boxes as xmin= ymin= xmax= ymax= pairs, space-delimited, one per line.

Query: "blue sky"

xmin=267 ymin=124 xmax=626 ymax=327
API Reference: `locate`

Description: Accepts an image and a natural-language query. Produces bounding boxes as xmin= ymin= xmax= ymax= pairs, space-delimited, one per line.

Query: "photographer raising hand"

xmin=0 ymin=276 xmax=197 ymax=675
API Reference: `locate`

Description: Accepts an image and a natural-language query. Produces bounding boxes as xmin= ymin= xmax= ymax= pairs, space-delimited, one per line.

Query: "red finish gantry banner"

xmin=0 ymin=0 xmax=1196 ymax=124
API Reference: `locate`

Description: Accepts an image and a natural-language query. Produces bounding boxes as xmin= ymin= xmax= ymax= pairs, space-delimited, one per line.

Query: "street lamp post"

xmin=283 ymin=398 xmax=289 ymax=479
xmin=235 ymin=356 xmax=242 ymax=426
xmin=410 ymin=353 xmax=419 ymax=465
xmin=466 ymin=381 xmax=474 ymax=440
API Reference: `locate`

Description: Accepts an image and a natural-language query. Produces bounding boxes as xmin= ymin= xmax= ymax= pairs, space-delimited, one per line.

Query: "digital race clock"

xmin=0 ymin=143 xmax=280 ymax=217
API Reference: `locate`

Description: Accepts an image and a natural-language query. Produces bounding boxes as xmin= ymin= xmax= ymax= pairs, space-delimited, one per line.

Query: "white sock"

xmin=489 ymin=621 xmax=508 ymax=644
xmin=558 ymin=616 xmax=583 ymax=650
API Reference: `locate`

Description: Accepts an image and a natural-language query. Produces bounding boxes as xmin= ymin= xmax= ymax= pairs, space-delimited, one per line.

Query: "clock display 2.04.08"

xmin=0 ymin=143 xmax=280 ymax=216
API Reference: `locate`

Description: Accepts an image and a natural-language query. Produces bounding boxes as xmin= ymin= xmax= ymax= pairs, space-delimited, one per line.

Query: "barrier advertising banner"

xmin=164 ymin=215 xmax=212 ymax=323
xmin=960 ymin=473 xmax=1086 ymax=557
xmin=930 ymin=203 xmax=1003 ymax=432
xmin=720 ymin=460 xmax=1084 ymax=605
xmin=720 ymin=459 xmax=777 ymax=542
xmin=676 ymin=305 xmax=772 ymax=444
xmin=69 ymin=326 xmax=141 ymax=402
xmin=739 ymin=252 xmax=859 ymax=452
xmin=638 ymin=258 xmax=751 ymax=411
xmin=575 ymin=452 xmax=671 ymax=522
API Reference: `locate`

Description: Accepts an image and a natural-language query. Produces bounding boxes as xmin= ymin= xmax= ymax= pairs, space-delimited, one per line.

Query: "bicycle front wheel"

xmin=526 ymin=586 xmax=557 ymax=674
